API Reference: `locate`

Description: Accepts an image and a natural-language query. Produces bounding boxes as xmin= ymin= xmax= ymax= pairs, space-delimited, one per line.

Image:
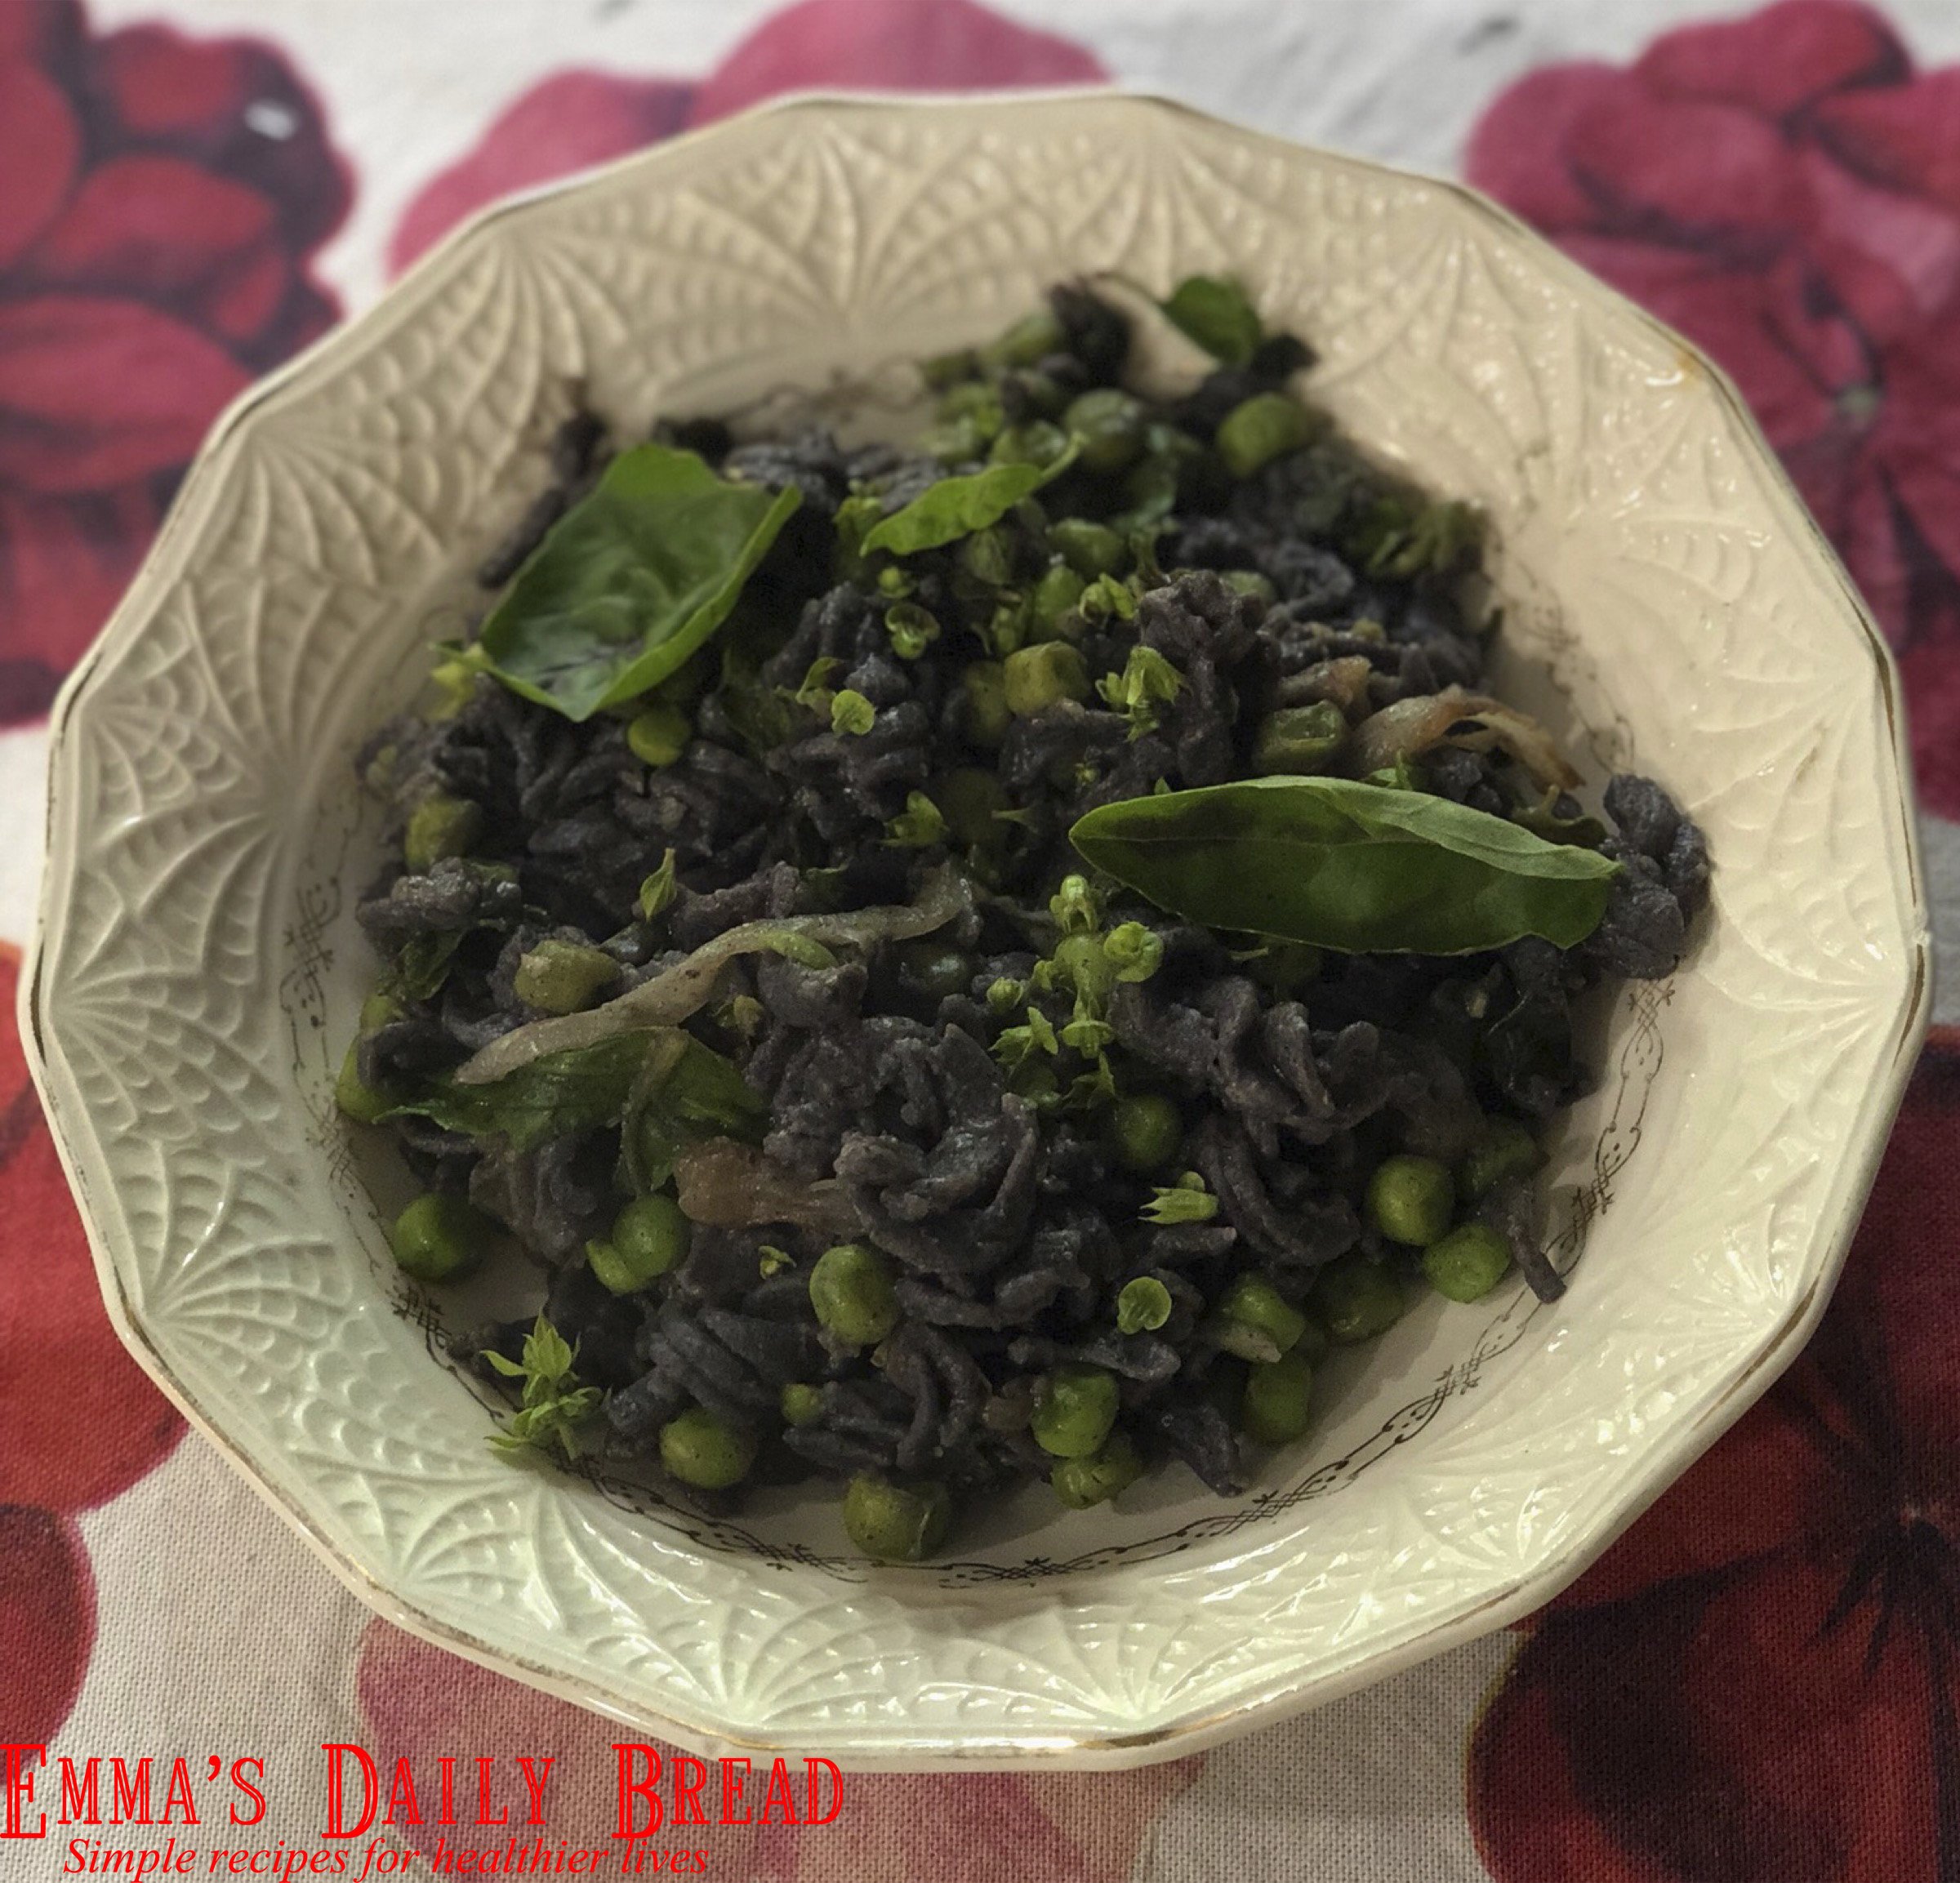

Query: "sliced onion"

xmin=456 ymin=863 xmax=969 ymax=1085
xmin=1443 ymin=701 xmax=1583 ymax=791
xmin=674 ymin=1137 xmax=860 ymax=1235
xmin=1276 ymin=655 xmax=1375 ymax=718
xmin=1343 ymin=686 xmax=1580 ymax=790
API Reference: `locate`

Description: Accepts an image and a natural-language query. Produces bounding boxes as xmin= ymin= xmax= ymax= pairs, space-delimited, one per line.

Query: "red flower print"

xmin=389 ymin=0 xmax=1105 ymax=274
xmin=0 ymin=1507 xmax=95 ymax=1747
xmin=1468 ymin=1028 xmax=1960 ymax=1883
xmin=688 ymin=0 xmax=1106 ymax=125
xmin=357 ymin=1618 xmax=1198 ymax=1881
xmin=388 ymin=74 xmax=696 ymax=282
xmin=0 ymin=0 xmax=351 ymax=724
xmin=1466 ymin=1 xmax=1960 ymax=817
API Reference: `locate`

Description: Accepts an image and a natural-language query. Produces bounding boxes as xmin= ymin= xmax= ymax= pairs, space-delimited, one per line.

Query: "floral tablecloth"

xmin=6 ymin=1 xmax=1960 ymax=1876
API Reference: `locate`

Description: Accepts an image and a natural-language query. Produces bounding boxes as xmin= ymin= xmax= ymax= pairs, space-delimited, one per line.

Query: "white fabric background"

xmin=18 ymin=3 xmax=1960 ymax=1875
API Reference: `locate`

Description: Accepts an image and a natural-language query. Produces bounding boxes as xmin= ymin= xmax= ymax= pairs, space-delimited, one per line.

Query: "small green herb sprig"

xmin=484 ymin=1315 xmax=604 ymax=1460
xmin=1142 ymin=1172 xmax=1219 ymax=1226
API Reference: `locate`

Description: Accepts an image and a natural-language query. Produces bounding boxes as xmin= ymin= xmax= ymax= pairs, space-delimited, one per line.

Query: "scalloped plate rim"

xmin=20 ymin=87 xmax=1934 ymax=1769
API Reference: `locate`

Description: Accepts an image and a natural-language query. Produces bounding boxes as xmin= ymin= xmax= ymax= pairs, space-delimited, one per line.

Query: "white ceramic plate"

xmin=24 ymin=92 xmax=1930 ymax=1768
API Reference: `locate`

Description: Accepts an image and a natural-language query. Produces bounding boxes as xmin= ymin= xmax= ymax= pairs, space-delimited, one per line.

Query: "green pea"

xmin=1051 ymin=1432 xmax=1144 ymax=1509
xmin=960 ymin=662 xmax=1013 ymax=749
xmin=1240 ymin=1349 xmax=1313 ymax=1445
xmin=1109 ymin=1093 xmax=1182 ymax=1172
xmin=1054 ymin=931 xmax=1116 ymax=1007
xmin=990 ymin=421 xmax=1070 ymax=470
xmin=780 ymin=1382 xmax=824 ymax=1428
xmin=920 ymin=345 xmax=980 ymax=390
xmin=898 ymin=941 xmax=973 ymax=1001
xmin=1002 ymin=367 xmax=1067 ymax=419
xmin=585 ymin=1240 xmax=635 ymax=1296
xmin=938 ymin=767 xmax=1011 ymax=848
xmin=808 ymin=1242 xmax=899 ymax=1347
xmin=1049 ymin=519 xmax=1128 ymax=581
xmin=960 ymin=523 xmax=1017 ymax=587
xmin=513 ymin=938 xmax=620 ymax=1015
xmin=1215 ymin=392 xmax=1318 ymax=479
xmin=1004 ymin=641 xmax=1089 ymax=715
xmin=920 ymin=415 xmax=985 ymax=465
xmin=334 ymin=1041 xmax=394 ymax=1124
xmin=1458 ymin=1118 xmax=1545 ymax=1202
xmin=842 ymin=1474 xmax=952 ymax=1561
xmin=1223 ymin=569 xmax=1278 ymax=603
xmin=985 ymin=591 xmax=1030 ymax=658
xmin=1366 ymin=1154 xmax=1456 ymax=1247
xmin=1031 ymin=1364 xmax=1120 ymax=1459
xmin=1311 ymin=1255 xmax=1405 ymax=1344
xmin=1214 ymin=1274 xmax=1307 ymax=1362
xmin=589 ymin=1194 xmax=691 ymax=1294
xmin=1121 ymin=428 xmax=1209 ymax=519
xmin=1252 ymin=701 xmax=1348 ymax=776
xmin=403 ymin=793 xmax=482 ymax=870
xmin=359 ymin=990 xmax=405 ymax=1033
xmin=1062 ymin=388 xmax=1147 ymax=474
xmin=626 ymin=702 xmax=691 ymax=768
xmin=659 ymin=1407 xmax=757 ymax=1489
xmin=389 ymin=1193 xmax=486 ymax=1284
xmin=1423 ymin=1223 xmax=1513 ymax=1302
xmin=1030 ymin=563 xmax=1087 ymax=639
xmin=981 ymin=308 xmax=1066 ymax=369
xmin=426 ymin=657 xmax=479 ymax=720
xmin=937 ymin=379 xmax=1005 ymax=439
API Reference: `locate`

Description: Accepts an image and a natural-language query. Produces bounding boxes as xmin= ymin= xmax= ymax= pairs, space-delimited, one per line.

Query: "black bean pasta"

xmin=338 ymin=281 xmax=1707 ymax=1560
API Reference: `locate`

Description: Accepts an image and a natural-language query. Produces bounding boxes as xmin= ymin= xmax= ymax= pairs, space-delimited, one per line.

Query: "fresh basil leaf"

xmin=1159 ymin=275 xmax=1262 ymax=366
xmin=860 ymin=444 xmax=1077 ymax=558
xmin=390 ymin=930 xmax=464 ymax=1002
xmin=1352 ymin=493 xmax=1481 ymax=580
xmin=715 ymin=642 xmax=798 ymax=759
xmin=1070 ymin=777 xmax=1620 ymax=955
xmin=384 ymin=1030 xmax=655 ymax=1151
xmin=379 ymin=861 xmax=518 ymax=1001
xmin=476 ymin=444 xmax=802 ymax=722
xmin=1512 ymin=791 xmax=1609 ymax=848
xmin=621 ymin=1027 xmax=767 ymax=1191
